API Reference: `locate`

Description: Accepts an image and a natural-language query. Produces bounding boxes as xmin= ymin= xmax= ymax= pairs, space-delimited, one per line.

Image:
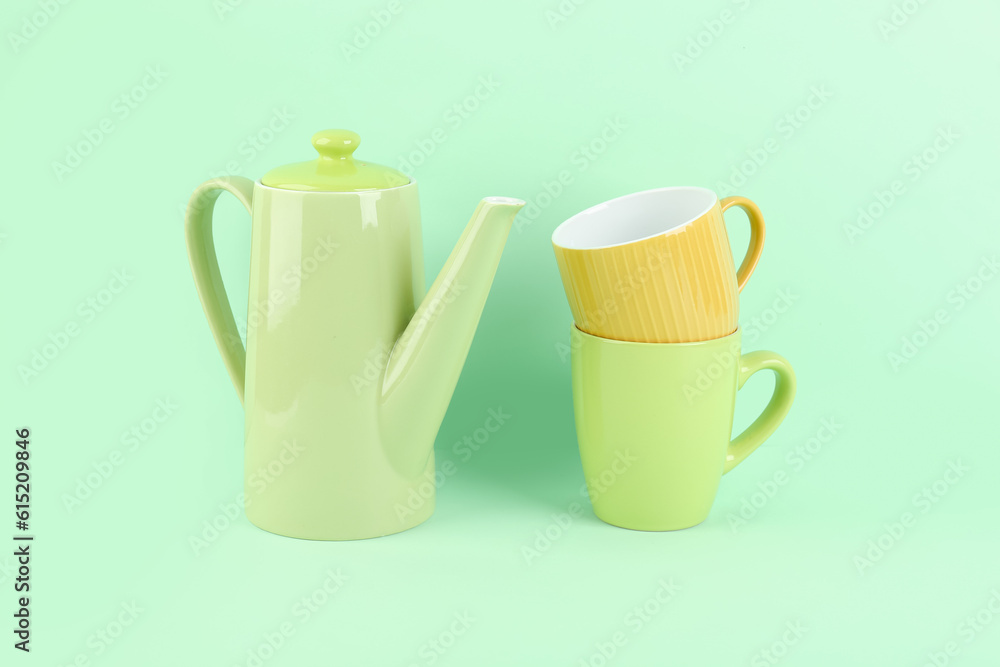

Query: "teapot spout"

xmin=380 ymin=197 xmax=524 ymax=468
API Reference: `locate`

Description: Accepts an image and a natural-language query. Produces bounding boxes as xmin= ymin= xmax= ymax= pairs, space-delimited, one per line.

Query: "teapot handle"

xmin=184 ymin=176 xmax=255 ymax=405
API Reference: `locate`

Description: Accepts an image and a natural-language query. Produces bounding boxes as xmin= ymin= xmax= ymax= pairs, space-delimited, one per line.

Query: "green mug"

xmin=570 ymin=326 xmax=796 ymax=531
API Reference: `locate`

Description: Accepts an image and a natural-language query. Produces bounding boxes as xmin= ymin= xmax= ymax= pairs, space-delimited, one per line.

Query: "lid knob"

xmin=312 ymin=129 xmax=360 ymax=160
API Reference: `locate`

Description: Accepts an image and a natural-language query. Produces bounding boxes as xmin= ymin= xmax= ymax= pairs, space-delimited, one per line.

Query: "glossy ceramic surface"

xmin=185 ymin=171 xmax=524 ymax=540
xmin=552 ymin=187 xmax=766 ymax=343
xmin=571 ymin=326 xmax=795 ymax=530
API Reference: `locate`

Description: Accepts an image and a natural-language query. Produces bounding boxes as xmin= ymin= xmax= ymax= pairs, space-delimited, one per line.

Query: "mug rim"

xmin=552 ymin=185 xmax=719 ymax=250
xmin=571 ymin=323 xmax=740 ymax=347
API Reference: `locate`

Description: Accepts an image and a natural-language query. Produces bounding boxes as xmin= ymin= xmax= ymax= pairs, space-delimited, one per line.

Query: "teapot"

xmin=184 ymin=129 xmax=524 ymax=540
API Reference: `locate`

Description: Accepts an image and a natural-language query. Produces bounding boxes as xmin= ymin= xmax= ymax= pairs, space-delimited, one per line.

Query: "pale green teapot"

xmin=185 ymin=129 xmax=524 ymax=540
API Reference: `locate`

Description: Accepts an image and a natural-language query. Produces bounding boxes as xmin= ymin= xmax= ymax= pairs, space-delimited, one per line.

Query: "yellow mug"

xmin=551 ymin=186 xmax=765 ymax=343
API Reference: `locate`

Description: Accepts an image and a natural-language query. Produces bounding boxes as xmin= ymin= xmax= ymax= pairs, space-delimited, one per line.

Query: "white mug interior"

xmin=551 ymin=186 xmax=718 ymax=250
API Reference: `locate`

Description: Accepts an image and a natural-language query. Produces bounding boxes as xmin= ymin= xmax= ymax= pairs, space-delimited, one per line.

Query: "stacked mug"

xmin=552 ymin=187 xmax=797 ymax=530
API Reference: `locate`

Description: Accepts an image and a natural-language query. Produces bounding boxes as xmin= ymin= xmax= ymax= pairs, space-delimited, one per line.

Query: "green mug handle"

xmin=723 ymin=351 xmax=797 ymax=474
xmin=184 ymin=176 xmax=255 ymax=406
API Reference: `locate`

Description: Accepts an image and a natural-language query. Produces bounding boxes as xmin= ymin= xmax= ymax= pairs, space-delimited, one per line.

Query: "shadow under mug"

xmin=570 ymin=326 xmax=796 ymax=531
xmin=553 ymin=187 xmax=765 ymax=343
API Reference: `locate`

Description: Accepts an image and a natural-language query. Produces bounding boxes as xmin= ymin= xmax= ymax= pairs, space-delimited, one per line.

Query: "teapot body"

xmin=244 ymin=181 xmax=434 ymax=539
xmin=186 ymin=133 xmax=524 ymax=541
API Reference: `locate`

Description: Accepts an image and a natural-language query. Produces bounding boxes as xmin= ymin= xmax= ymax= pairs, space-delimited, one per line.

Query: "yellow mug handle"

xmin=720 ymin=196 xmax=766 ymax=292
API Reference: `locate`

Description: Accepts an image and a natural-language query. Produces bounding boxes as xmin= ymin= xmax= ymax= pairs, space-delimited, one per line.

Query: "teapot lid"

xmin=261 ymin=129 xmax=410 ymax=192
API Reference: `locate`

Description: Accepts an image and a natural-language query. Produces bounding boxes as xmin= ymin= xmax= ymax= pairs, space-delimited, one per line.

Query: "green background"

xmin=3 ymin=0 xmax=999 ymax=664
